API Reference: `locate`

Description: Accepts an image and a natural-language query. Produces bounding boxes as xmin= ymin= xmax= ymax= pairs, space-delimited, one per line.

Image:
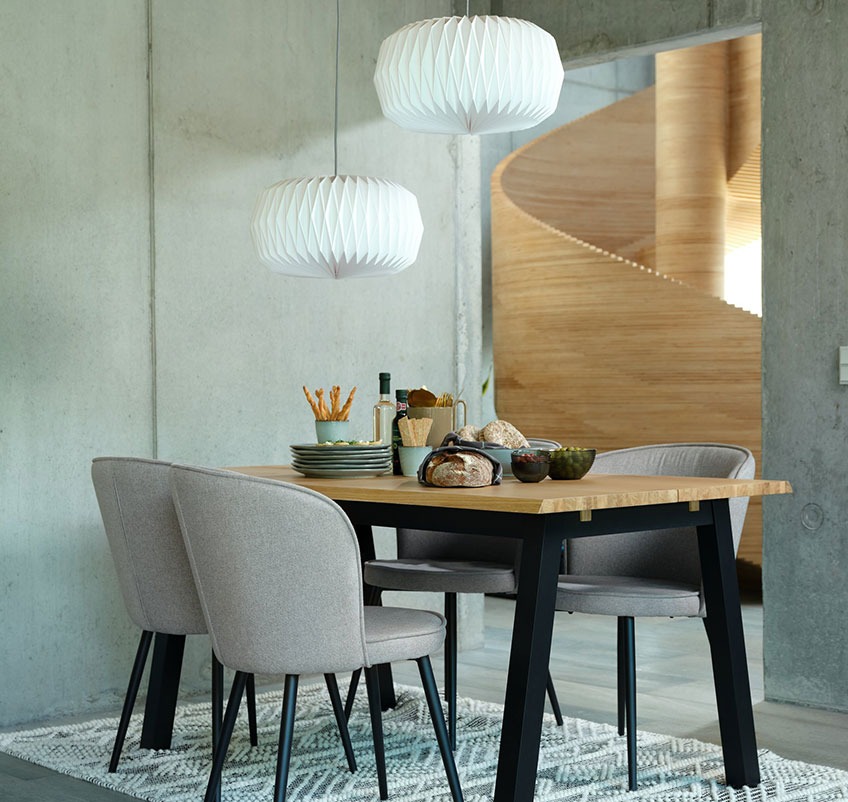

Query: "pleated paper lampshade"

xmin=374 ymin=15 xmax=564 ymax=135
xmin=250 ymin=175 xmax=423 ymax=279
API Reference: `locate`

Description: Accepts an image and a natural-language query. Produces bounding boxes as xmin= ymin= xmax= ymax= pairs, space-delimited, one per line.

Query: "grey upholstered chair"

xmin=360 ymin=437 xmax=564 ymax=750
xmin=552 ymin=442 xmax=755 ymax=790
xmin=169 ymin=464 xmax=463 ymax=802
xmin=91 ymin=457 xmax=259 ymax=774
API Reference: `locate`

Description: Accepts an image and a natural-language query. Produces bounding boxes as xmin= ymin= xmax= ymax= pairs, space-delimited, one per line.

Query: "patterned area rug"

xmin=1 ymin=683 xmax=847 ymax=801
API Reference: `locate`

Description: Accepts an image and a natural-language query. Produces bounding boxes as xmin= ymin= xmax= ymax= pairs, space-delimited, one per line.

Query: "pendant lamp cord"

xmin=466 ymin=0 xmax=470 ymax=16
xmin=333 ymin=0 xmax=340 ymax=176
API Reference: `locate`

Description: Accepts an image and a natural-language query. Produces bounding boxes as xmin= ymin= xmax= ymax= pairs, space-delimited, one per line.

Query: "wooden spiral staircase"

xmin=491 ymin=38 xmax=764 ymax=571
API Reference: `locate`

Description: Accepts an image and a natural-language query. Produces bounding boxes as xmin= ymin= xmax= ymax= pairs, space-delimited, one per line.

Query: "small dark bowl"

xmin=549 ymin=448 xmax=596 ymax=480
xmin=511 ymin=448 xmax=551 ymax=483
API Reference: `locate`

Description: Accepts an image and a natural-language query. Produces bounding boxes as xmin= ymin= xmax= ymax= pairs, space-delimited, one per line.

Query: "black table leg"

xmin=140 ymin=633 xmax=186 ymax=750
xmin=353 ymin=523 xmax=396 ymax=711
xmin=494 ymin=519 xmax=563 ymax=802
xmin=697 ymin=499 xmax=760 ymax=788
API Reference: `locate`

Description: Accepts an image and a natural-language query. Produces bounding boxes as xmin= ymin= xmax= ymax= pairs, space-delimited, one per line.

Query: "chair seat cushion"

xmin=555 ymin=575 xmax=702 ymax=617
xmin=365 ymin=558 xmax=517 ymax=594
xmin=364 ymin=606 xmax=446 ymax=665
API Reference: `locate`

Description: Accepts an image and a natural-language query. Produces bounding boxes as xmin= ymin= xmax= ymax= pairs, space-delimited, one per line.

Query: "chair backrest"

xmin=91 ymin=457 xmax=207 ymax=635
xmin=571 ymin=443 xmax=755 ymax=588
xmin=396 ymin=436 xmax=561 ymax=567
xmin=169 ymin=465 xmax=368 ymax=676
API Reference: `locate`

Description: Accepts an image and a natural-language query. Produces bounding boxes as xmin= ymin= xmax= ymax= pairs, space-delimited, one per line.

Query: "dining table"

xmin=141 ymin=465 xmax=790 ymax=802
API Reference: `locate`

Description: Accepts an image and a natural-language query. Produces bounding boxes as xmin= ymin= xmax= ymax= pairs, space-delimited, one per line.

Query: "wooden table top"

xmin=229 ymin=466 xmax=791 ymax=515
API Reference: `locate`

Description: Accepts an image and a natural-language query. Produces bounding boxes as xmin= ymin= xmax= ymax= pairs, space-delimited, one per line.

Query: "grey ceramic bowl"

xmin=487 ymin=447 xmax=514 ymax=476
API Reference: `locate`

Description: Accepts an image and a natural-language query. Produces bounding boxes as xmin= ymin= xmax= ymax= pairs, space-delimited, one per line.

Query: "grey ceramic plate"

xmin=291 ymin=458 xmax=391 ymax=469
xmin=291 ymin=465 xmax=392 ymax=479
xmin=291 ymin=451 xmax=391 ymax=463
xmin=291 ymin=443 xmax=390 ymax=453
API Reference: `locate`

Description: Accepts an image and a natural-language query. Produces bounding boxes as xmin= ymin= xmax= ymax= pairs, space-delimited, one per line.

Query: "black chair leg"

xmin=325 ymin=673 xmax=357 ymax=772
xmin=204 ymin=671 xmax=248 ymax=802
xmin=344 ymin=668 xmax=362 ymax=721
xmin=617 ymin=617 xmax=626 ymax=737
xmin=444 ymin=592 xmax=458 ymax=751
xmin=546 ymin=670 xmax=564 ymax=726
xmin=212 ymin=654 xmax=223 ymax=751
xmin=364 ymin=667 xmax=388 ymax=801
xmin=246 ymin=673 xmax=259 ymax=747
xmin=622 ymin=616 xmax=637 ymax=790
xmin=211 ymin=654 xmax=224 ymax=802
xmin=109 ymin=630 xmax=154 ymax=773
xmin=417 ymin=656 xmax=464 ymax=802
xmin=273 ymin=675 xmax=298 ymax=802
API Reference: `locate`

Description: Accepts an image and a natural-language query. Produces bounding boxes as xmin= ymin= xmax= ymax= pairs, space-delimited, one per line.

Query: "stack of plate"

xmin=290 ymin=443 xmax=392 ymax=478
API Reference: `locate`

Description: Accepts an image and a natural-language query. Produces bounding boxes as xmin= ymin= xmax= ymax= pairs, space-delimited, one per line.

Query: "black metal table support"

xmin=697 ymin=499 xmax=760 ymax=788
xmin=140 ymin=633 xmax=186 ymax=750
xmin=493 ymin=516 xmax=564 ymax=802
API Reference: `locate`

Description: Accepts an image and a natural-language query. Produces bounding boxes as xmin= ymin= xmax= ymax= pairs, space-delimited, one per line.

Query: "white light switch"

xmin=840 ymin=347 xmax=848 ymax=385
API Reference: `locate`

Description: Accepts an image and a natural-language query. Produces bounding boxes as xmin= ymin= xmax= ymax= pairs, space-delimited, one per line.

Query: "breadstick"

xmin=339 ymin=386 xmax=357 ymax=421
xmin=302 ymin=386 xmax=321 ymax=419
xmin=315 ymin=388 xmax=328 ymax=420
xmin=331 ymin=385 xmax=341 ymax=420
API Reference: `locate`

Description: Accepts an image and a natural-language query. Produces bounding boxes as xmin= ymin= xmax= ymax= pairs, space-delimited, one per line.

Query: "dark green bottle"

xmin=391 ymin=388 xmax=408 ymax=475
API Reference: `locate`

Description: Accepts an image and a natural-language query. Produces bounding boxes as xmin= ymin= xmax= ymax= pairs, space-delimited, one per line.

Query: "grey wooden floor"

xmin=1 ymin=596 xmax=846 ymax=800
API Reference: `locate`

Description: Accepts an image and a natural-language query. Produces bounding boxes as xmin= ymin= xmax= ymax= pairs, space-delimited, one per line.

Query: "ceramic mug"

xmin=398 ymin=445 xmax=431 ymax=477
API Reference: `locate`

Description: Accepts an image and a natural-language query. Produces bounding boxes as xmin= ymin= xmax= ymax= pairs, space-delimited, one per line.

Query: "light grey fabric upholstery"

xmin=558 ymin=442 xmax=755 ymax=618
xmin=169 ymin=465 xmax=446 ymax=676
xmin=365 ymin=559 xmax=517 ymax=594
xmin=366 ymin=528 xmax=519 ymax=594
xmin=363 ymin=607 xmax=445 ymax=665
xmin=91 ymin=457 xmax=206 ymax=635
xmin=555 ymin=575 xmax=701 ymax=617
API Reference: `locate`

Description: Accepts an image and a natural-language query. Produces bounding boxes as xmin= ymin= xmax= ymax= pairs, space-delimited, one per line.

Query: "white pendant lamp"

xmin=250 ymin=1 xmax=423 ymax=279
xmin=251 ymin=175 xmax=423 ymax=279
xmin=374 ymin=14 xmax=564 ymax=135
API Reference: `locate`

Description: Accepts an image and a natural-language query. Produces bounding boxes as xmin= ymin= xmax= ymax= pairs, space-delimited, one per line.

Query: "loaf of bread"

xmin=457 ymin=424 xmax=481 ymax=441
xmin=481 ymin=420 xmax=529 ymax=449
xmin=425 ymin=452 xmax=494 ymax=487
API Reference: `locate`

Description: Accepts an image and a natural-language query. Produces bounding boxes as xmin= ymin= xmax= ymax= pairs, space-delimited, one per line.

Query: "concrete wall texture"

xmin=0 ymin=0 xmax=480 ymax=726
xmin=760 ymin=0 xmax=848 ymax=711
xmin=1 ymin=0 xmax=846 ymax=727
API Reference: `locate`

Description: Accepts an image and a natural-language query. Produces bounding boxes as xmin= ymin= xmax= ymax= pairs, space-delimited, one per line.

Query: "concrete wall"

xmin=0 ymin=0 xmax=154 ymax=727
xmin=503 ymin=0 xmax=848 ymax=712
xmin=0 ymin=0 xmax=481 ymax=726
xmin=760 ymin=0 xmax=848 ymax=711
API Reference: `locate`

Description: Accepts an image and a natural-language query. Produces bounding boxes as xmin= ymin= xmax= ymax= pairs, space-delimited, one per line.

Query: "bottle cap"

xmin=395 ymin=388 xmax=408 ymax=400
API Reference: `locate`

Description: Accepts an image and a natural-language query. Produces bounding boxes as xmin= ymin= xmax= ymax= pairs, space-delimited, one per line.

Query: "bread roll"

xmin=481 ymin=420 xmax=529 ymax=449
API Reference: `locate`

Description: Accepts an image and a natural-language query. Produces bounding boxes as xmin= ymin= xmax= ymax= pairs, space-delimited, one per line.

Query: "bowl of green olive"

xmin=549 ymin=447 xmax=596 ymax=480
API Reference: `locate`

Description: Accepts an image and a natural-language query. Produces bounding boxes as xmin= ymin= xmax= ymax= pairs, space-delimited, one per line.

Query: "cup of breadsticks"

xmin=303 ymin=384 xmax=357 ymax=443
